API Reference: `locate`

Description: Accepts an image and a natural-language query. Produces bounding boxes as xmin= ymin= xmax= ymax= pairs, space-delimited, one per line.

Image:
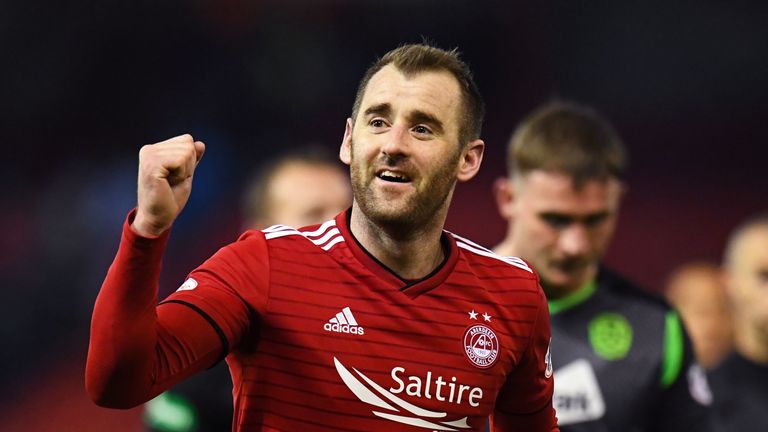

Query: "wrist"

xmin=131 ymin=212 xmax=170 ymax=238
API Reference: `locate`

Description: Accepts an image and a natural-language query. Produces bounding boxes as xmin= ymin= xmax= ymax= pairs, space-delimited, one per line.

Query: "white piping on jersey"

xmin=302 ymin=219 xmax=337 ymax=238
xmin=262 ymin=219 xmax=345 ymax=251
xmin=312 ymin=227 xmax=340 ymax=245
xmin=263 ymin=229 xmax=302 ymax=240
xmin=321 ymin=235 xmax=344 ymax=251
xmin=447 ymin=231 xmax=489 ymax=251
xmin=262 ymin=224 xmax=294 ymax=233
xmin=449 ymin=232 xmax=532 ymax=273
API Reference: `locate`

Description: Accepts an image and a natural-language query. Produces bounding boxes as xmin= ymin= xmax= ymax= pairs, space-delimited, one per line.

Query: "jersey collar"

xmin=335 ymin=208 xmax=459 ymax=298
xmin=547 ymin=279 xmax=597 ymax=315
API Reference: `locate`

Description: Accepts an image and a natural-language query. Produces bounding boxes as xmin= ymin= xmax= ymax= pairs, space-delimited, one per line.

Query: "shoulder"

xmin=207 ymin=219 xmax=343 ymax=266
xmin=447 ymin=231 xmax=537 ymax=278
xmin=446 ymin=232 xmax=545 ymax=304
xmin=251 ymin=218 xmax=345 ymax=252
xmin=597 ymin=266 xmax=672 ymax=312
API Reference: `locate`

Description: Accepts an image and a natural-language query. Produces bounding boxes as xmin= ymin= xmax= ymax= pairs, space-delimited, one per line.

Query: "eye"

xmin=370 ymin=119 xmax=387 ymax=128
xmin=583 ymin=213 xmax=609 ymax=227
xmin=413 ymin=125 xmax=432 ymax=135
xmin=541 ymin=214 xmax=572 ymax=229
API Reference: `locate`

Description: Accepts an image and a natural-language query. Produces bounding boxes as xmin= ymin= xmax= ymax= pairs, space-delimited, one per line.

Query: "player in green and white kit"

xmin=493 ymin=102 xmax=712 ymax=431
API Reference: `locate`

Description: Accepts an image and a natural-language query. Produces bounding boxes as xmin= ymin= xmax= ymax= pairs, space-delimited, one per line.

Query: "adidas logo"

xmin=324 ymin=307 xmax=365 ymax=335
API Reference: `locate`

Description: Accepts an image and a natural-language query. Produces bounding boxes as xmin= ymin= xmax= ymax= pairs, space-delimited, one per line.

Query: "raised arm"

xmin=85 ymin=135 xmax=222 ymax=408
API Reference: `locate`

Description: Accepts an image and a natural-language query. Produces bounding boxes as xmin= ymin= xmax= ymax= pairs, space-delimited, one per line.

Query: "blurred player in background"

xmin=709 ymin=214 xmax=768 ymax=431
xmin=493 ymin=101 xmax=711 ymax=431
xmin=87 ymin=44 xmax=559 ymax=431
xmin=664 ymin=262 xmax=732 ymax=370
xmin=143 ymin=147 xmax=351 ymax=431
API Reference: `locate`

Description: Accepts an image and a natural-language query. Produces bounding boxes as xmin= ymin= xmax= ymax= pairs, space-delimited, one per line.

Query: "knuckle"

xmin=138 ymin=144 xmax=155 ymax=162
xmin=183 ymin=145 xmax=196 ymax=161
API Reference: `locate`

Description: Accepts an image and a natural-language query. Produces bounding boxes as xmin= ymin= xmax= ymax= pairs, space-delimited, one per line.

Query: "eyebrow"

xmin=407 ymin=110 xmax=444 ymax=134
xmin=364 ymin=103 xmax=391 ymax=118
xmin=539 ymin=211 xmax=610 ymax=224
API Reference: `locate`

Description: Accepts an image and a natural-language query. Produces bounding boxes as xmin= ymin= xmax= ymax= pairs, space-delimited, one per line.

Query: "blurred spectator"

xmin=143 ymin=146 xmax=351 ymax=432
xmin=492 ymin=101 xmax=711 ymax=431
xmin=240 ymin=146 xmax=351 ymax=231
xmin=665 ymin=262 xmax=732 ymax=370
xmin=709 ymin=214 xmax=768 ymax=431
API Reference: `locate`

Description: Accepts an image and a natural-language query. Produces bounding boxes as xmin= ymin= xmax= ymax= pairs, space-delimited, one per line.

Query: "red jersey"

xmin=87 ymin=209 xmax=557 ymax=431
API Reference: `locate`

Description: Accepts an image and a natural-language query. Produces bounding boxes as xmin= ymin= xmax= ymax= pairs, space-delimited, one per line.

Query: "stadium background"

xmin=1 ymin=1 xmax=766 ymax=430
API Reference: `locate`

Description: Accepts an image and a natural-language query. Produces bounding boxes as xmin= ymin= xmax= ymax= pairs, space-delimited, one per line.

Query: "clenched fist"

xmin=131 ymin=134 xmax=206 ymax=237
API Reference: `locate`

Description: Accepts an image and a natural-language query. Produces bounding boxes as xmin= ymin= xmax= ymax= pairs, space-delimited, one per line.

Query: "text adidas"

xmin=324 ymin=322 xmax=365 ymax=335
xmin=324 ymin=307 xmax=365 ymax=335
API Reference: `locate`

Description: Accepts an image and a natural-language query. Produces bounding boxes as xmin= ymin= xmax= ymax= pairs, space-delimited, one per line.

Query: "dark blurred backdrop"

xmin=1 ymin=1 xmax=766 ymax=430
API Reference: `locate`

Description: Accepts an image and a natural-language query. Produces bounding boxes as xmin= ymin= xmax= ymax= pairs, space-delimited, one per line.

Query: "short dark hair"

xmin=351 ymin=43 xmax=485 ymax=146
xmin=508 ymin=101 xmax=626 ymax=187
xmin=242 ymin=146 xmax=340 ymax=225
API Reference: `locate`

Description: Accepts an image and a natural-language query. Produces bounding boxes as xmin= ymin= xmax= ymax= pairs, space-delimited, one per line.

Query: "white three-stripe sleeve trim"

xmin=449 ymin=231 xmax=532 ymax=272
xmin=303 ymin=219 xmax=337 ymax=237
xmin=262 ymin=224 xmax=293 ymax=233
xmin=310 ymin=228 xmax=340 ymax=246
xmin=448 ymin=231 xmax=493 ymax=253
xmin=264 ymin=229 xmax=302 ymax=240
xmin=262 ymin=220 xmax=345 ymax=251
xmin=321 ymin=236 xmax=344 ymax=251
xmin=262 ymin=219 xmax=342 ymax=246
xmin=455 ymin=241 xmax=532 ymax=273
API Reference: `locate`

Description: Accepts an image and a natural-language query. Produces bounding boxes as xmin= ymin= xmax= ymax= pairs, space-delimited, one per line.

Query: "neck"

xmin=493 ymin=232 xmax=597 ymax=300
xmin=349 ymin=202 xmax=448 ymax=280
xmin=539 ymin=282 xmax=573 ymax=300
xmin=492 ymin=234 xmax=515 ymax=257
xmin=733 ymin=320 xmax=768 ymax=365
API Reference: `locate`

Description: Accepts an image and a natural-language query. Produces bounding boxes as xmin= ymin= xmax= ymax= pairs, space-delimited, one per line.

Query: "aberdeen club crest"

xmin=463 ymin=324 xmax=499 ymax=369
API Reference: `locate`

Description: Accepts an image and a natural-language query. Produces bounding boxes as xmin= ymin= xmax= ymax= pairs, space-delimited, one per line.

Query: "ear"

xmin=339 ymin=118 xmax=353 ymax=165
xmin=493 ymin=177 xmax=516 ymax=220
xmin=720 ymin=265 xmax=735 ymax=298
xmin=456 ymin=139 xmax=484 ymax=182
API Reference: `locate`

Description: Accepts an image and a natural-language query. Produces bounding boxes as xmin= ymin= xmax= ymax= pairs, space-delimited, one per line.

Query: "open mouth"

xmin=377 ymin=170 xmax=411 ymax=183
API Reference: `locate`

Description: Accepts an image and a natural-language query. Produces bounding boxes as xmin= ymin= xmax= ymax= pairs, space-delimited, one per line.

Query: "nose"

xmin=380 ymin=124 xmax=409 ymax=159
xmin=558 ymin=223 xmax=590 ymax=257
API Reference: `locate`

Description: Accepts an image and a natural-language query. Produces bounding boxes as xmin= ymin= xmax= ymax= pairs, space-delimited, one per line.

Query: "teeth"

xmin=380 ymin=170 xmax=406 ymax=180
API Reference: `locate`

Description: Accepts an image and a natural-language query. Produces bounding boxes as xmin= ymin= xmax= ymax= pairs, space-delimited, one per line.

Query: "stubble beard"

xmin=349 ymin=138 xmax=460 ymax=236
xmin=539 ymin=258 xmax=596 ymax=299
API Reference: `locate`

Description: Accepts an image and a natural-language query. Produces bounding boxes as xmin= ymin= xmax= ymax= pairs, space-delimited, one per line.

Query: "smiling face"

xmin=501 ymin=170 xmax=623 ymax=297
xmin=340 ymin=65 xmax=483 ymax=231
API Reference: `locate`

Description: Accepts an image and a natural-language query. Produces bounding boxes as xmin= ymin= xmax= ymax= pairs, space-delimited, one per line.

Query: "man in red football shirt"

xmin=87 ymin=43 xmax=558 ymax=431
